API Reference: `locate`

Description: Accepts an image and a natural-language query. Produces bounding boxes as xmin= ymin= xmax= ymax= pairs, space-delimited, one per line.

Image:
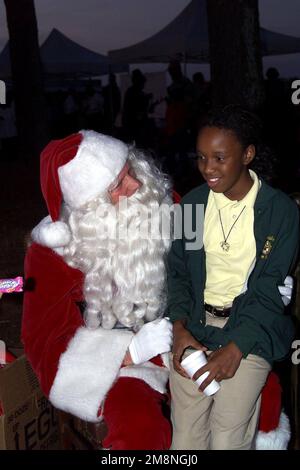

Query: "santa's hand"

xmin=278 ymin=275 xmax=294 ymax=306
xmin=129 ymin=318 xmax=173 ymax=364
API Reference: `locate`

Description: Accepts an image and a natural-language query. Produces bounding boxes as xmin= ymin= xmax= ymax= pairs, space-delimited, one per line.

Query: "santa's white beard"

xmin=62 ymin=154 xmax=172 ymax=330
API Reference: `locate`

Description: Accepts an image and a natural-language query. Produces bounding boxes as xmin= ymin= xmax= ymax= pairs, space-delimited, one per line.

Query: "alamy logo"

xmin=0 ymin=339 xmax=6 ymax=365
xmin=94 ymin=199 xmax=205 ymax=251
xmin=291 ymin=339 xmax=300 ymax=365
xmin=0 ymin=80 xmax=6 ymax=104
xmin=291 ymin=80 xmax=300 ymax=105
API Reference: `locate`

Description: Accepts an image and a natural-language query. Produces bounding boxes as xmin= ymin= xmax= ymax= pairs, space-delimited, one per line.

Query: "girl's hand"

xmin=192 ymin=341 xmax=243 ymax=391
xmin=172 ymin=319 xmax=207 ymax=378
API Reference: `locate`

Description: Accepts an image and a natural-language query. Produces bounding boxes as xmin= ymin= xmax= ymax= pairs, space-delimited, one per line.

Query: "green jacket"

xmin=167 ymin=181 xmax=299 ymax=364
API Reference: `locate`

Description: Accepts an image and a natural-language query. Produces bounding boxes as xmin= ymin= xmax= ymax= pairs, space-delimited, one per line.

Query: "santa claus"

xmin=22 ymin=130 xmax=174 ymax=449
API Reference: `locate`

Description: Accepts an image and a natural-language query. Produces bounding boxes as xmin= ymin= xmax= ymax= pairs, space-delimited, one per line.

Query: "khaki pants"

xmin=169 ymin=314 xmax=271 ymax=450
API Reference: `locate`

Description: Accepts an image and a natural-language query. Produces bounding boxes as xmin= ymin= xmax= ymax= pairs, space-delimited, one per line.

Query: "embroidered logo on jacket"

xmin=260 ymin=235 xmax=275 ymax=259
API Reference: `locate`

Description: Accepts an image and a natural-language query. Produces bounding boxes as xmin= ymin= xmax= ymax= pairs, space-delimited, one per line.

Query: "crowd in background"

xmin=1 ymin=61 xmax=300 ymax=195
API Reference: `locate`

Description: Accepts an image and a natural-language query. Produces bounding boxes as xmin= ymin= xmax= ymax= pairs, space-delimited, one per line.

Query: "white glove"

xmin=278 ymin=275 xmax=294 ymax=306
xmin=129 ymin=318 xmax=173 ymax=365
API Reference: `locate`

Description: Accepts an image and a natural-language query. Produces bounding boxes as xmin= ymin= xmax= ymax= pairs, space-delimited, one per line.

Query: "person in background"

xmin=103 ymin=73 xmax=121 ymax=132
xmin=122 ymin=69 xmax=153 ymax=145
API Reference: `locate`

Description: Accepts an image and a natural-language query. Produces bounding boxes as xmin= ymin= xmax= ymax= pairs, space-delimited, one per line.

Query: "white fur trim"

xmin=161 ymin=352 xmax=170 ymax=370
xmin=255 ymin=411 xmax=291 ymax=450
xmin=49 ymin=326 xmax=133 ymax=422
xmin=58 ymin=130 xmax=128 ymax=209
xmin=31 ymin=215 xmax=71 ymax=248
xmin=119 ymin=362 xmax=169 ymax=394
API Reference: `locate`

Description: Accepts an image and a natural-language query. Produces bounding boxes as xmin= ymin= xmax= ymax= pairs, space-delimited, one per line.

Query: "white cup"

xmin=181 ymin=350 xmax=220 ymax=396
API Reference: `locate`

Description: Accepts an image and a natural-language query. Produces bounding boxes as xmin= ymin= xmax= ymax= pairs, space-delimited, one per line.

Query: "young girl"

xmin=167 ymin=105 xmax=299 ymax=450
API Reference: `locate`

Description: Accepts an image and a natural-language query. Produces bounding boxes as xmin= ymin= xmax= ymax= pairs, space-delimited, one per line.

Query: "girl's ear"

xmin=243 ymin=144 xmax=256 ymax=165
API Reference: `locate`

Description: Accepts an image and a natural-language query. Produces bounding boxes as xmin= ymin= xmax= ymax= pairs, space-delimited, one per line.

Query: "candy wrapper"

xmin=0 ymin=276 xmax=23 ymax=293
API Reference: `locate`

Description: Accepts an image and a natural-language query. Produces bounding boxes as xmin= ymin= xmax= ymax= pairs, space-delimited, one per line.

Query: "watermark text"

xmin=0 ymin=80 xmax=6 ymax=104
xmin=291 ymin=80 xmax=300 ymax=105
xmin=292 ymin=339 xmax=300 ymax=365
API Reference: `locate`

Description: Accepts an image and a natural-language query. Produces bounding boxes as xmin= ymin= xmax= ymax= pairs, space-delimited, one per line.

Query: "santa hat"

xmin=32 ymin=130 xmax=128 ymax=249
xmin=256 ymin=371 xmax=291 ymax=449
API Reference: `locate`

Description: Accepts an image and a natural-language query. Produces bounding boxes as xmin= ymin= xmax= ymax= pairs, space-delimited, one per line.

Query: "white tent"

xmin=108 ymin=0 xmax=300 ymax=64
xmin=0 ymin=28 xmax=128 ymax=78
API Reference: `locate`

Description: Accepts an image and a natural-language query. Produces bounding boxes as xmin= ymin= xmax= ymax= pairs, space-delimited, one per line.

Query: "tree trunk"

xmin=206 ymin=0 xmax=265 ymax=111
xmin=4 ymin=0 xmax=49 ymax=161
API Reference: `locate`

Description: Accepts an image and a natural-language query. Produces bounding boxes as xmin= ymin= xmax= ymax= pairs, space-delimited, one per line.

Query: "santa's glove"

xmin=129 ymin=318 xmax=173 ymax=365
xmin=278 ymin=275 xmax=294 ymax=306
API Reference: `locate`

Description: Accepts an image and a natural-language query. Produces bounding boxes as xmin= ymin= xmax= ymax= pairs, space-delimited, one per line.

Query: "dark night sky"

xmin=0 ymin=0 xmax=300 ymax=77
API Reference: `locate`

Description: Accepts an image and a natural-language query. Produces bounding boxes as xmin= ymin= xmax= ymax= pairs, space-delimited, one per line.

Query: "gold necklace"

xmin=218 ymin=205 xmax=246 ymax=252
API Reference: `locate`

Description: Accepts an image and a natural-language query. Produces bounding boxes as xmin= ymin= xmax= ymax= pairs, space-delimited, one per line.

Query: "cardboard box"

xmin=58 ymin=410 xmax=108 ymax=450
xmin=0 ymin=355 xmax=60 ymax=450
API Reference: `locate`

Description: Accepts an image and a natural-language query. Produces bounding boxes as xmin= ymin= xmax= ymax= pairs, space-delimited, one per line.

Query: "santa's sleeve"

xmin=22 ymin=243 xmax=133 ymax=422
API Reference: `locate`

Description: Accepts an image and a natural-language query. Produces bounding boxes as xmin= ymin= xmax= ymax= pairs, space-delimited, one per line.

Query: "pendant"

xmin=220 ymin=241 xmax=230 ymax=252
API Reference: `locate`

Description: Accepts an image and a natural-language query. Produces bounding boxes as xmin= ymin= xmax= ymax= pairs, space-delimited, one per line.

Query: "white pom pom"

xmin=31 ymin=215 xmax=71 ymax=248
